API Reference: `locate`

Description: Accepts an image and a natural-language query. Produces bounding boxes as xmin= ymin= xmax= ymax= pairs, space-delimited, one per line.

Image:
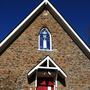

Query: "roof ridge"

xmin=0 ymin=0 xmax=90 ymax=59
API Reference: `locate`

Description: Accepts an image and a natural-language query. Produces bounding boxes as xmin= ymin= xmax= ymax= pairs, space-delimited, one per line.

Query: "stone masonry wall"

xmin=0 ymin=10 xmax=90 ymax=90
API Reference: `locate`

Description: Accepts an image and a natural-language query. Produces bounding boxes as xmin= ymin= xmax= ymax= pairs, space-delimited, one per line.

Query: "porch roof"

xmin=28 ymin=56 xmax=67 ymax=78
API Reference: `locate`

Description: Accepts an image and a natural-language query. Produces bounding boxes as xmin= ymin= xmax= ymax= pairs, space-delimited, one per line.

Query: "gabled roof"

xmin=0 ymin=0 xmax=90 ymax=58
xmin=28 ymin=56 xmax=67 ymax=78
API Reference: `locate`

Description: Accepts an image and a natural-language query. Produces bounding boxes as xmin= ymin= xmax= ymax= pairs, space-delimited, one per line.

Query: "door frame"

xmin=35 ymin=70 xmax=58 ymax=90
xmin=37 ymin=77 xmax=54 ymax=90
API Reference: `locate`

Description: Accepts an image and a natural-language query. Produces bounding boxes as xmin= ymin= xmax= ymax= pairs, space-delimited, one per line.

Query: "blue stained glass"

xmin=39 ymin=28 xmax=51 ymax=50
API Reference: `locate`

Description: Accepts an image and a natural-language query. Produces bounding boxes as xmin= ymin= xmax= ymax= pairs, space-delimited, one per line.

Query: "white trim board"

xmin=0 ymin=0 xmax=90 ymax=58
xmin=28 ymin=56 xmax=67 ymax=78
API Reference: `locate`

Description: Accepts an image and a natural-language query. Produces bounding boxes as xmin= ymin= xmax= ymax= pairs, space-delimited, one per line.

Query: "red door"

xmin=37 ymin=78 xmax=54 ymax=90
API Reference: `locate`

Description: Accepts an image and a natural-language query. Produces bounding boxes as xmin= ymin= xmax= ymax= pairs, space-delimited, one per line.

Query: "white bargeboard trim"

xmin=0 ymin=0 xmax=90 ymax=58
xmin=28 ymin=56 xmax=67 ymax=78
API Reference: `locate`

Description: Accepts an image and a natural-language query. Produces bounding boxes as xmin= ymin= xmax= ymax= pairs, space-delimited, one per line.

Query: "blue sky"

xmin=0 ymin=0 xmax=90 ymax=48
xmin=50 ymin=0 xmax=90 ymax=47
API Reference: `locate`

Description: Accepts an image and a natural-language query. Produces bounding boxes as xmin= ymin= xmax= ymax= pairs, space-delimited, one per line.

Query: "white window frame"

xmin=38 ymin=28 xmax=52 ymax=51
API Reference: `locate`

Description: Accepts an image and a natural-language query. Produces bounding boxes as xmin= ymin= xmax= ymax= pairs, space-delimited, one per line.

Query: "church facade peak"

xmin=0 ymin=0 xmax=90 ymax=58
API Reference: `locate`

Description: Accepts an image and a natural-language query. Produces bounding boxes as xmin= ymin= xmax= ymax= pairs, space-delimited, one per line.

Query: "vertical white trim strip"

xmin=50 ymin=31 xmax=52 ymax=51
xmin=47 ymin=59 xmax=49 ymax=67
xmin=35 ymin=70 xmax=37 ymax=90
xmin=38 ymin=35 xmax=40 ymax=50
xmin=48 ymin=86 xmax=51 ymax=90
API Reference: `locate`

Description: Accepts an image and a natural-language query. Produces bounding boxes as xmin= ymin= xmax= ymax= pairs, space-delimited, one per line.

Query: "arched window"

xmin=38 ymin=28 xmax=52 ymax=51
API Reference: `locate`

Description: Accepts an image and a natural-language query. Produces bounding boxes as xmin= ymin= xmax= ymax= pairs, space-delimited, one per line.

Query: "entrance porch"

xmin=27 ymin=56 xmax=67 ymax=90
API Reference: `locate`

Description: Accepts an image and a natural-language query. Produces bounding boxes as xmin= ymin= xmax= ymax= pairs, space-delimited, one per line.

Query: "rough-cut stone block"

xmin=0 ymin=10 xmax=90 ymax=90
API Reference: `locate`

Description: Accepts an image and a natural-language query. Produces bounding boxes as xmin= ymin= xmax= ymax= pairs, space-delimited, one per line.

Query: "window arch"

xmin=38 ymin=28 xmax=52 ymax=51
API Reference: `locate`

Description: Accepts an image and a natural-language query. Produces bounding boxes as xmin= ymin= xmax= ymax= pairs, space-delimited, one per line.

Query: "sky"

xmin=50 ymin=0 xmax=90 ymax=47
xmin=0 ymin=0 xmax=90 ymax=48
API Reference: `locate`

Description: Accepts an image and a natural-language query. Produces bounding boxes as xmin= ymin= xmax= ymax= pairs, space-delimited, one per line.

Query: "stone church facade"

xmin=0 ymin=1 xmax=90 ymax=90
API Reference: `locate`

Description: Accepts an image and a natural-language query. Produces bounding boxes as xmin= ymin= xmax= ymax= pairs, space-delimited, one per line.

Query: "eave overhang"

xmin=0 ymin=0 xmax=90 ymax=59
xmin=27 ymin=56 xmax=67 ymax=78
